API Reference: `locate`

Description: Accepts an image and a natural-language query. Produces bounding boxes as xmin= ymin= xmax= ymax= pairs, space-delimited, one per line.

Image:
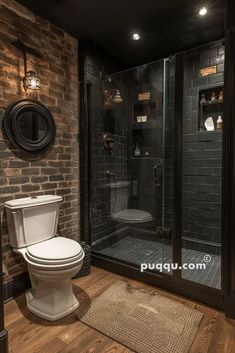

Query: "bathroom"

xmin=0 ymin=0 xmax=235 ymax=352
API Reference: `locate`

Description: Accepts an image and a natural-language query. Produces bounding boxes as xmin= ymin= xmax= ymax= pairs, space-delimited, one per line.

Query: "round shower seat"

xmin=111 ymin=209 xmax=153 ymax=224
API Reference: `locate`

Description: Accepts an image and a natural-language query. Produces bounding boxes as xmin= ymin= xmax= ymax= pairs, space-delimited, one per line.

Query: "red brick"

xmin=0 ymin=0 xmax=79 ymax=281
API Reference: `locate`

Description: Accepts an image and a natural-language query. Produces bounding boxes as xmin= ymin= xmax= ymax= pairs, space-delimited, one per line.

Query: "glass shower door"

xmin=87 ymin=42 xmax=223 ymax=298
xmin=181 ymin=42 xmax=223 ymax=289
xmin=90 ymin=58 xmax=175 ymax=276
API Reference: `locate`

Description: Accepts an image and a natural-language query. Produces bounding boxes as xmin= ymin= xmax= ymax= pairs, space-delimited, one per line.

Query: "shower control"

xmin=103 ymin=133 xmax=114 ymax=151
xmin=105 ymin=170 xmax=115 ymax=180
xmin=154 ymin=163 xmax=162 ymax=187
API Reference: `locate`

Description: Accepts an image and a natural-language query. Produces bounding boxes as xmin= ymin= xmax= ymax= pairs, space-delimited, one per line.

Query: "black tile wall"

xmin=128 ymin=60 xmax=175 ymax=234
xmin=81 ymin=40 xmax=223 ymax=253
xmin=80 ymin=42 xmax=129 ymax=244
xmin=182 ymin=41 xmax=224 ymax=249
xmin=84 ymin=54 xmax=176 ymax=244
xmin=90 ymin=88 xmax=129 ymax=243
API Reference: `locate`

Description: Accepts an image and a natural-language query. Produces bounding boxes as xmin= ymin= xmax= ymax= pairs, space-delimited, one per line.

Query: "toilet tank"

xmin=4 ymin=195 xmax=62 ymax=249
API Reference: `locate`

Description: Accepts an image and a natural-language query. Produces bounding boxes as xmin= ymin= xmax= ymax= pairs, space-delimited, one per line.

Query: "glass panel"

xmin=88 ymin=40 xmax=223 ymax=289
xmin=162 ymin=58 xmax=175 ymax=273
xmin=90 ymin=59 xmax=175 ymax=274
xmin=181 ymin=41 xmax=224 ymax=289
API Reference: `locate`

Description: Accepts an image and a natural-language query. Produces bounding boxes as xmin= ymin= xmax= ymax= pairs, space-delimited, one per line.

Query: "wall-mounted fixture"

xmin=105 ymin=170 xmax=115 ymax=180
xmin=12 ymin=40 xmax=41 ymax=91
xmin=103 ymin=133 xmax=114 ymax=152
xmin=112 ymin=89 xmax=123 ymax=104
xmin=22 ymin=45 xmax=41 ymax=91
xmin=23 ymin=70 xmax=41 ymax=91
xmin=104 ymin=89 xmax=113 ymax=109
xmin=101 ymin=73 xmax=123 ymax=108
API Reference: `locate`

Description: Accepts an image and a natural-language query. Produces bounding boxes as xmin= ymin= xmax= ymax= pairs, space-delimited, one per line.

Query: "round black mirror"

xmin=3 ymin=99 xmax=56 ymax=154
xmin=17 ymin=111 xmax=47 ymax=142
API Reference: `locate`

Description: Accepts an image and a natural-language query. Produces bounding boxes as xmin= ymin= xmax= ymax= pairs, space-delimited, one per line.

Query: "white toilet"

xmin=4 ymin=195 xmax=84 ymax=321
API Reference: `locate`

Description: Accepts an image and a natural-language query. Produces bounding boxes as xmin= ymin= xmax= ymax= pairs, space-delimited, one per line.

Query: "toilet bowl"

xmin=4 ymin=195 xmax=84 ymax=321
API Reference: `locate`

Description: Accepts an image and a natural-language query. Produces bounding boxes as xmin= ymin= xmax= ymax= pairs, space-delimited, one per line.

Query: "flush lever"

xmin=154 ymin=163 xmax=162 ymax=187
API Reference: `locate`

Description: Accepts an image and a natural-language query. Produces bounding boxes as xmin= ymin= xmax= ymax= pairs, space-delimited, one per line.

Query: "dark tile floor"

xmin=100 ymin=236 xmax=221 ymax=289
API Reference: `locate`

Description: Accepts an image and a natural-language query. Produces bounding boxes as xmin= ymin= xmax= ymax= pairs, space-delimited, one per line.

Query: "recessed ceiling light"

xmin=132 ymin=33 xmax=141 ymax=40
xmin=199 ymin=6 xmax=208 ymax=16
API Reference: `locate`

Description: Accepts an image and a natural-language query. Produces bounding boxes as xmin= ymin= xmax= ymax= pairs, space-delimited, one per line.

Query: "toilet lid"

xmin=112 ymin=209 xmax=153 ymax=224
xmin=26 ymin=237 xmax=83 ymax=265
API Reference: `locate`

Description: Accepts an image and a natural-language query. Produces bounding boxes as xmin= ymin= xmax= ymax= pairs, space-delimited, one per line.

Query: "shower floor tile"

xmin=99 ymin=236 xmax=221 ymax=289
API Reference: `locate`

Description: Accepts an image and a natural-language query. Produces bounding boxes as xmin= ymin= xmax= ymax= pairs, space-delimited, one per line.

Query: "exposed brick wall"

xmin=0 ymin=0 xmax=79 ymax=280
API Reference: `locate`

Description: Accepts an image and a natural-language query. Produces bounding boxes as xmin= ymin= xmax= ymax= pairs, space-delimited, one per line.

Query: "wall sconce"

xmin=21 ymin=41 xmax=41 ymax=91
xmin=23 ymin=70 xmax=41 ymax=91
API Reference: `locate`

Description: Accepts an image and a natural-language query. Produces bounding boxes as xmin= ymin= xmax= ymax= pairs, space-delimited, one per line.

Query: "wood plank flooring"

xmin=4 ymin=267 xmax=235 ymax=353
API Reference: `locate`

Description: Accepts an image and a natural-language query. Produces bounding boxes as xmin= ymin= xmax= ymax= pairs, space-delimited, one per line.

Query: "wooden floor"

xmin=4 ymin=267 xmax=235 ymax=353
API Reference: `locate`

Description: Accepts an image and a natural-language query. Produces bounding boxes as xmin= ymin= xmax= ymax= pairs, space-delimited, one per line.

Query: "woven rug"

xmin=78 ymin=281 xmax=203 ymax=353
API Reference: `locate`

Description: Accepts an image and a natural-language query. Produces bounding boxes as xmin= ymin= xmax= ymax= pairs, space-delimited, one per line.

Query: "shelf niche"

xmin=198 ymin=85 xmax=224 ymax=132
xmin=132 ymin=89 xmax=162 ymax=159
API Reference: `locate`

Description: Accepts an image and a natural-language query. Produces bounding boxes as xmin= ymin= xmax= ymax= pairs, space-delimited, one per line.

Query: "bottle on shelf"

xmin=218 ymin=90 xmax=223 ymax=102
xmin=200 ymin=93 xmax=206 ymax=104
xmin=134 ymin=143 xmax=141 ymax=157
xmin=217 ymin=115 xmax=223 ymax=130
xmin=205 ymin=116 xmax=214 ymax=131
xmin=211 ymin=92 xmax=216 ymax=102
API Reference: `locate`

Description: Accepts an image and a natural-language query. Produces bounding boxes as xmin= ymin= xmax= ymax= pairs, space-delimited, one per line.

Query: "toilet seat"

xmin=25 ymin=237 xmax=83 ymax=266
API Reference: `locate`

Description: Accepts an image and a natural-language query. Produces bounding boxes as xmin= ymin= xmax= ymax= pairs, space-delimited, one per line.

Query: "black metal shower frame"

xmin=80 ymin=50 xmax=224 ymax=307
xmin=78 ymin=0 xmax=235 ymax=319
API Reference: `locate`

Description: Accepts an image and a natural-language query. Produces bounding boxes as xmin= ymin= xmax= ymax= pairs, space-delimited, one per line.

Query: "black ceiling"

xmin=16 ymin=0 xmax=225 ymax=67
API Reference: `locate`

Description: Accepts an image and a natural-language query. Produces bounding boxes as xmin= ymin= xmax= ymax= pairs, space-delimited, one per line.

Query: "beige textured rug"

xmin=79 ymin=281 xmax=203 ymax=353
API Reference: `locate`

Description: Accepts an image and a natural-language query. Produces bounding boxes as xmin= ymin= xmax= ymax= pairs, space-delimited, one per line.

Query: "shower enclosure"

xmin=90 ymin=58 xmax=175 ymax=272
xmin=80 ymin=40 xmax=224 ymax=308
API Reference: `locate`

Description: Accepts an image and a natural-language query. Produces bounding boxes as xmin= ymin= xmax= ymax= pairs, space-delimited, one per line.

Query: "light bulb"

xmin=132 ymin=33 xmax=141 ymax=40
xmin=30 ymin=78 xmax=37 ymax=88
xmin=199 ymin=7 xmax=208 ymax=16
xmin=23 ymin=70 xmax=41 ymax=91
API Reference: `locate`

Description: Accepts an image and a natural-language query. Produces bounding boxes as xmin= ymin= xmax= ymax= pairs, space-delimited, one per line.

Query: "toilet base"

xmin=26 ymin=279 xmax=79 ymax=321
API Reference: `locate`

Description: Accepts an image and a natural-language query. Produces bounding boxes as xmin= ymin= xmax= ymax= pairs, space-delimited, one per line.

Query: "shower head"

xmin=112 ymin=89 xmax=123 ymax=104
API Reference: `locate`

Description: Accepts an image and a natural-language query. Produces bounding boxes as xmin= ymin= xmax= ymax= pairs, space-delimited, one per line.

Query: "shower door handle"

xmin=154 ymin=164 xmax=162 ymax=187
